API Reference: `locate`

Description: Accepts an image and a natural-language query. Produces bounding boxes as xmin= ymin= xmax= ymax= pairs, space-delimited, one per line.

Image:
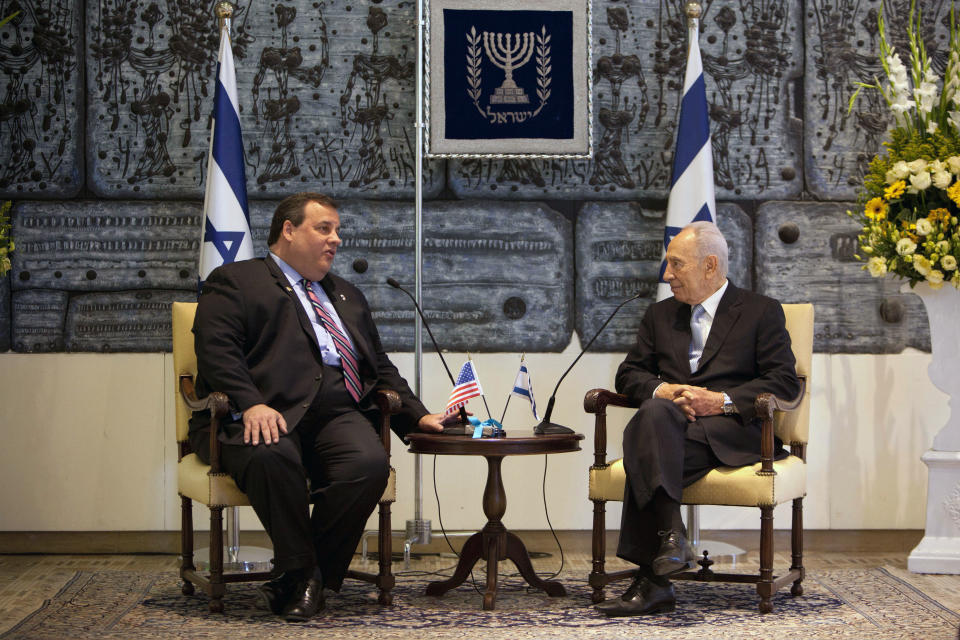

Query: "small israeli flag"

xmin=511 ymin=363 xmax=539 ymax=421
xmin=198 ymin=16 xmax=253 ymax=291
xmin=657 ymin=10 xmax=715 ymax=301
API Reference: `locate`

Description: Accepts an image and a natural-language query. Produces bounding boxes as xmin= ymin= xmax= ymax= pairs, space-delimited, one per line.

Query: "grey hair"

xmin=687 ymin=221 xmax=729 ymax=279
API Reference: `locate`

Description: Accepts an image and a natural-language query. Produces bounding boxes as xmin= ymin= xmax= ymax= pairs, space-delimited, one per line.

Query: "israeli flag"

xmin=657 ymin=11 xmax=715 ymax=302
xmin=198 ymin=18 xmax=253 ymax=290
xmin=511 ymin=364 xmax=539 ymax=421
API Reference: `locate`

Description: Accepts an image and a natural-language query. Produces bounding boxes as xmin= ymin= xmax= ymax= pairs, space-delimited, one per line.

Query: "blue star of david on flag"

xmin=198 ymin=17 xmax=253 ymax=293
xmin=657 ymin=13 xmax=716 ymax=301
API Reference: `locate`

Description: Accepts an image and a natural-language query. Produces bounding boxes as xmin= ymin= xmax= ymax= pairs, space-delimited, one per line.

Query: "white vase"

xmin=905 ymin=282 xmax=960 ymax=574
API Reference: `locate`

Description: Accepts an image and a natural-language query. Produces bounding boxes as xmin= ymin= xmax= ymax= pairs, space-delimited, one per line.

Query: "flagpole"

xmin=675 ymin=0 xmax=745 ymax=563
xmin=469 ymin=354 xmax=494 ymax=421
xmin=498 ymin=354 xmax=523 ymax=425
xmin=194 ymin=0 xmax=272 ymax=574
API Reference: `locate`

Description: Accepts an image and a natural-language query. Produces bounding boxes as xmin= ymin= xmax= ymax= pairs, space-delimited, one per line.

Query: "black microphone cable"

xmin=432 ymin=454 xmax=484 ymax=594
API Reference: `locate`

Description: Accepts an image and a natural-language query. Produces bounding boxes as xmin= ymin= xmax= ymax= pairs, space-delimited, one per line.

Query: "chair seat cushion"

xmin=178 ymin=453 xmax=250 ymax=507
xmin=589 ymin=455 xmax=806 ymax=507
xmin=178 ymin=453 xmax=398 ymax=507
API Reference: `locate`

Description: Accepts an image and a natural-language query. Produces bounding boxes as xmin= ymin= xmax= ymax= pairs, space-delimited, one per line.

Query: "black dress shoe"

xmin=595 ymin=573 xmax=676 ymax=617
xmin=652 ymin=529 xmax=694 ymax=576
xmin=282 ymin=577 xmax=324 ymax=622
xmin=257 ymin=573 xmax=300 ymax=615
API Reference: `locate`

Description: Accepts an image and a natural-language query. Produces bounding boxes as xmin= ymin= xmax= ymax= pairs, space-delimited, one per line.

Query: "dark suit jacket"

xmin=189 ymin=256 xmax=429 ymax=447
xmin=615 ymin=282 xmax=801 ymax=467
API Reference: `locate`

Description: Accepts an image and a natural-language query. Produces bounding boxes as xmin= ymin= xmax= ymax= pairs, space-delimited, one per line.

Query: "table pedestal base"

xmin=425 ymin=524 xmax=566 ymax=609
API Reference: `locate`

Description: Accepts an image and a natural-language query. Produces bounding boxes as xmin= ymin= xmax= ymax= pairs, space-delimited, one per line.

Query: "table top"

xmin=406 ymin=431 xmax=583 ymax=456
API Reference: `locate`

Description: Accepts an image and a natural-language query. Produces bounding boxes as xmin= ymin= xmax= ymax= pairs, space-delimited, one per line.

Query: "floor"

xmin=2 ymin=530 xmax=959 ymax=635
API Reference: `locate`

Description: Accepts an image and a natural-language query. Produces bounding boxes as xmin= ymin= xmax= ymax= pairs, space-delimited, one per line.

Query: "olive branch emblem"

xmin=466 ymin=27 xmax=484 ymax=115
xmin=533 ymin=26 xmax=551 ymax=115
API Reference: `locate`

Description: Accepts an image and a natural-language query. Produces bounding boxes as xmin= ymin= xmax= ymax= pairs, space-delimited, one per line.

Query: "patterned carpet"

xmin=2 ymin=566 xmax=958 ymax=640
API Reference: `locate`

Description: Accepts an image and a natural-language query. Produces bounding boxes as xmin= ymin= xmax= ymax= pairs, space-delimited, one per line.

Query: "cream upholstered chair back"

xmin=776 ymin=304 xmax=814 ymax=447
xmin=172 ymin=302 xmax=199 ymax=444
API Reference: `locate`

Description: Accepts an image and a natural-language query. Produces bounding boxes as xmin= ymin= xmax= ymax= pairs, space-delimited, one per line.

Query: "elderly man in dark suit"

xmin=190 ymin=192 xmax=454 ymax=622
xmin=596 ymin=221 xmax=801 ymax=617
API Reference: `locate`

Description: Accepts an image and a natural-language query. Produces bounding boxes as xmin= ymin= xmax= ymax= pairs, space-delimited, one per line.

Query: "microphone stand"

xmin=534 ymin=293 xmax=643 ymax=434
xmin=387 ymin=278 xmax=472 ymax=434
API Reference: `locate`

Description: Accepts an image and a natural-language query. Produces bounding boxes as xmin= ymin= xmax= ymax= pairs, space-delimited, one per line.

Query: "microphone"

xmin=386 ymin=277 xmax=471 ymax=434
xmin=534 ymin=293 xmax=643 ymax=435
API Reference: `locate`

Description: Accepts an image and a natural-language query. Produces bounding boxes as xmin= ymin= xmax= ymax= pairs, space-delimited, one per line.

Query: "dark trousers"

xmin=194 ymin=366 xmax=388 ymax=590
xmin=616 ymin=398 xmax=723 ymax=567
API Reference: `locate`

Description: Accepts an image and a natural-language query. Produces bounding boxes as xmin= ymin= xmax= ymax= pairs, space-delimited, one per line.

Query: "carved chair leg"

xmin=790 ymin=496 xmax=805 ymax=597
xmin=757 ymin=505 xmax=774 ymax=614
xmin=180 ymin=495 xmax=195 ymax=596
xmin=378 ymin=498 xmax=395 ymax=605
xmin=590 ymin=499 xmax=607 ymax=604
xmin=209 ymin=506 xmax=226 ymax=613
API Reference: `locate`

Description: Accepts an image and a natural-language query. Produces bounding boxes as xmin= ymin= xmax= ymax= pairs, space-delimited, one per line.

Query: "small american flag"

xmin=445 ymin=361 xmax=483 ymax=415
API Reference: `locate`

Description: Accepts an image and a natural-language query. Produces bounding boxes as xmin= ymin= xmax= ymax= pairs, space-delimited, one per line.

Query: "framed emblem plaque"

xmin=425 ymin=0 xmax=592 ymax=158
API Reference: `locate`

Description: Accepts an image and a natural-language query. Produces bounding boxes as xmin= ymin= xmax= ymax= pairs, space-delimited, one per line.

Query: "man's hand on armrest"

xmin=243 ymin=403 xmax=288 ymax=445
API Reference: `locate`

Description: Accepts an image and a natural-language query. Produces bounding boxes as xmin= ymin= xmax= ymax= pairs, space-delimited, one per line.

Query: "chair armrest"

xmin=584 ymin=388 xmax=638 ymax=414
xmin=584 ymin=389 xmax=639 ymax=469
xmin=179 ymin=374 xmax=230 ymax=472
xmin=755 ymin=375 xmax=807 ymax=474
xmin=374 ymin=389 xmax=402 ymax=454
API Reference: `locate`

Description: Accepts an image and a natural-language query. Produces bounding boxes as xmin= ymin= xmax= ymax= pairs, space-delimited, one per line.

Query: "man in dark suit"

xmin=190 ymin=192 xmax=454 ymax=622
xmin=596 ymin=221 xmax=801 ymax=617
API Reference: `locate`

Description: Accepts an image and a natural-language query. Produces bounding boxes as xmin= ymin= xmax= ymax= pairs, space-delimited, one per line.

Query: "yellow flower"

xmin=948 ymin=181 xmax=960 ymax=206
xmin=864 ymin=198 xmax=888 ymax=220
xmin=885 ymin=180 xmax=907 ymax=200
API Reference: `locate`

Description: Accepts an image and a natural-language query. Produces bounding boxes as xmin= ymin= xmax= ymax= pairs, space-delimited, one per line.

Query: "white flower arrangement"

xmin=848 ymin=0 xmax=960 ymax=289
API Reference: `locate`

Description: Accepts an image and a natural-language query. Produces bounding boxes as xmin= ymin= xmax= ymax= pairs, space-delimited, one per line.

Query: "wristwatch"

xmin=721 ymin=392 xmax=737 ymax=415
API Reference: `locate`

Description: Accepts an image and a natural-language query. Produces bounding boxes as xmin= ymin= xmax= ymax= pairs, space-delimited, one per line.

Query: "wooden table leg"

xmin=505 ymin=531 xmax=566 ymax=596
xmin=483 ymin=531 xmax=501 ymax=610
xmin=425 ymin=531 xmax=483 ymax=596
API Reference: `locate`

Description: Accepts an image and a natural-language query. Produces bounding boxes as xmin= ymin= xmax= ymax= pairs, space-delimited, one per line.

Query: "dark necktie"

xmin=300 ymin=279 xmax=362 ymax=403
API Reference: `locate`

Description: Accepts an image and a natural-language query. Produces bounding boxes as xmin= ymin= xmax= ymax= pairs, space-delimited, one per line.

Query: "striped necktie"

xmin=300 ymin=279 xmax=362 ymax=403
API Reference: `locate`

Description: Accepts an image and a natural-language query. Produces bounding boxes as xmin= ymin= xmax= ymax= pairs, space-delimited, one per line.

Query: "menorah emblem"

xmin=483 ymin=31 xmax=535 ymax=104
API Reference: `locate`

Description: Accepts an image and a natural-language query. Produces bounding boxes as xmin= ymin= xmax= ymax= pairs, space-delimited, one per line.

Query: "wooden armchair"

xmin=172 ymin=301 xmax=400 ymax=612
xmin=585 ymin=303 xmax=813 ymax=613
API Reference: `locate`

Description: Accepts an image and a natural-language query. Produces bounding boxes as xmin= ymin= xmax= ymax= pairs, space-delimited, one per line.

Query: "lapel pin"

xmin=340 ymin=294 xmax=347 ymax=301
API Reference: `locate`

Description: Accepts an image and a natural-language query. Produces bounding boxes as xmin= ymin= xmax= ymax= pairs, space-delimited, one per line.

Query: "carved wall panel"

xmin=9 ymin=201 xmax=200 ymax=351
xmin=9 ymin=199 xmax=572 ymax=352
xmin=10 ymin=201 xmax=201 ymax=291
xmin=575 ymin=201 xmax=751 ymax=352
xmin=86 ymin=0 xmax=442 ymax=199
xmin=448 ymin=0 xmax=803 ymax=200
xmin=754 ymin=201 xmax=929 ymax=353
xmin=11 ymin=289 xmax=68 ymax=352
xmin=804 ymin=0 xmax=953 ymax=200
xmin=247 ymin=200 xmax=574 ymax=352
xmin=0 ymin=0 xmax=83 ymax=198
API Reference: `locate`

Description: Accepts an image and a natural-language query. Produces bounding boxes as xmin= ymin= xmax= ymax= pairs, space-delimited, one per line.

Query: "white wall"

xmin=0 ymin=341 xmax=946 ymax=532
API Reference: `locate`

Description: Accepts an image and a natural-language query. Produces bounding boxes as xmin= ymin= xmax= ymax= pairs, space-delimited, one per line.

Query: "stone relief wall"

xmin=0 ymin=0 xmax=951 ymax=353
